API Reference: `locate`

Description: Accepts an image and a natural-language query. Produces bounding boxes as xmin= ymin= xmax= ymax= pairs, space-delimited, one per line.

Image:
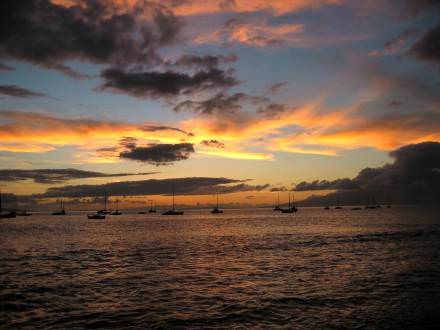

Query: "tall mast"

xmin=216 ymin=194 xmax=219 ymax=209
xmin=104 ymin=192 xmax=108 ymax=211
xmin=172 ymin=183 xmax=175 ymax=211
xmin=277 ymin=193 xmax=280 ymax=207
xmin=0 ymin=188 xmax=2 ymax=213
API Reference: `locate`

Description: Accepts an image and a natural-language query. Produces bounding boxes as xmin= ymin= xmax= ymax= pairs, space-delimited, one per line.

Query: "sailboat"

xmin=111 ymin=199 xmax=122 ymax=215
xmin=211 ymin=194 xmax=223 ymax=214
xmin=281 ymin=192 xmax=298 ymax=213
xmin=0 ymin=189 xmax=16 ymax=219
xmin=87 ymin=212 xmax=105 ymax=219
xmin=97 ymin=193 xmax=111 ymax=214
xmin=52 ymin=199 xmax=66 ymax=215
xmin=334 ymin=200 xmax=343 ymax=209
xmin=162 ymin=184 xmax=184 ymax=215
xmin=273 ymin=193 xmax=282 ymax=211
xmin=148 ymin=200 xmax=157 ymax=213
xmin=16 ymin=199 xmax=32 ymax=216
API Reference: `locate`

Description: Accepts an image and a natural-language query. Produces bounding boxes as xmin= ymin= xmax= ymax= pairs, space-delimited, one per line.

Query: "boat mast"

xmin=216 ymin=194 xmax=219 ymax=209
xmin=0 ymin=188 xmax=2 ymax=213
xmin=104 ymin=192 xmax=108 ymax=211
xmin=172 ymin=183 xmax=175 ymax=211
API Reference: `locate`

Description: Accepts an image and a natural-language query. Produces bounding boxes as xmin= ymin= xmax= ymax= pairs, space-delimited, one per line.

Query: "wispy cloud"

xmin=0 ymin=85 xmax=47 ymax=98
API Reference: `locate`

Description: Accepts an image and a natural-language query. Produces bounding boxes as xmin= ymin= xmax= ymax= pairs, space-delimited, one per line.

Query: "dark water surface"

xmin=1 ymin=207 xmax=440 ymax=329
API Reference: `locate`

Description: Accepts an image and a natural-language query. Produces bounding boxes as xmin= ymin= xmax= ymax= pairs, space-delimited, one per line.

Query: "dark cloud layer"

xmin=40 ymin=177 xmax=268 ymax=198
xmin=0 ymin=63 xmax=14 ymax=72
xmin=168 ymin=54 xmax=238 ymax=70
xmin=295 ymin=178 xmax=358 ymax=191
xmin=174 ymin=92 xmax=267 ymax=115
xmin=0 ymin=0 xmax=181 ymax=77
xmin=298 ymin=142 xmax=440 ymax=205
xmin=0 ymin=168 xmax=155 ymax=184
xmin=120 ymin=142 xmax=195 ymax=165
xmin=99 ymin=67 xmax=238 ymax=99
xmin=0 ymin=85 xmax=46 ymax=98
xmin=410 ymin=24 xmax=440 ymax=64
xmin=405 ymin=0 xmax=440 ymax=15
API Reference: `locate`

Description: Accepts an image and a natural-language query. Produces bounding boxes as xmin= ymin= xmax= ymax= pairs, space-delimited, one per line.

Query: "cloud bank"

xmin=0 ymin=168 xmax=155 ymax=184
xmin=298 ymin=142 xmax=440 ymax=205
xmin=40 ymin=177 xmax=269 ymax=198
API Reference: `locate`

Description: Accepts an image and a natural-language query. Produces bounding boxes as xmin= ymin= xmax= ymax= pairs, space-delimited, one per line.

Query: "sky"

xmin=1 ymin=0 xmax=439 ymax=208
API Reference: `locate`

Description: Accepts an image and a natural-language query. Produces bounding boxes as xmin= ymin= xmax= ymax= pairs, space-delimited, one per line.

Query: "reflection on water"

xmin=1 ymin=207 xmax=440 ymax=329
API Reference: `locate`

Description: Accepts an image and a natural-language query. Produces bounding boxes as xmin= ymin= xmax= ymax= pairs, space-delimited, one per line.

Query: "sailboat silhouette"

xmin=162 ymin=184 xmax=184 ymax=215
xmin=211 ymin=194 xmax=223 ymax=214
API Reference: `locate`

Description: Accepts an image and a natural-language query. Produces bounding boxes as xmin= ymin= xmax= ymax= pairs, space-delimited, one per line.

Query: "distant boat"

xmin=17 ymin=199 xmax=32 ymax=216
xmin=324 ymin=206 xmax=330 ymax=210
xmin=149 ymin=200 xmax=157 ymax=213
xmin=138 ymin=211 xmax=146 ymax=214
xmin=211 ymin=194 xmax=223 ymax=214
xmin=110 ymin=199 xmax=122 ymax=215
xmin=97 ymin=192 xmax=111 ymax=214
xmin=351 ymin=207 xmax=362 ymax=210
xmin=273 ymin=193 xmax=282 ymax=211
xmin=88 ymin=213 xmax=105 ymax=219
xmin=365 ymin=196 xmax=379 ymax=209
xmin=0 ymin=189 xmax=16 ymax=219
xmin=16 ymin=210 xmax=32 ymax=216
xmin=334 ymin=200 xmax=342 ymax=209
xmin=162 ymin=184 xmax=184 ymax=216
xmin=52 ymin=199 xmax=66 ymax=215
xmin=281 ymin=192 xmax=298 ymax=213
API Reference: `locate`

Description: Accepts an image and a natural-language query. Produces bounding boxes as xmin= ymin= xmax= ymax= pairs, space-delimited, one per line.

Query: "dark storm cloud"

xmin=0 ymin=168 xmax=155 ymax=184
xmin=299 ymin=142 xmax=440 ymax=205
xmin=0 ymin=85 xmax=47 ymax=98
xmin=0 ymin=63 xmax=14 ymax=72
xmin=168 ymin=54 xmax=238 ymax=70
xmin=409 ymin=24 xmax=440 ymax=64
xmin=0 ymin=0 xmax=182 ymax=77
xmin=120 ymin=143 xmax=195 ymax=165
xmin=40 ymin=177 xmax=268 ymax=198
xmin=200 ymin=140 xmax=225 ymax=148
xmin=98 ymin=67 xmax=238 ymax=99
xmin=405 ymin=0 xmax=440 ymax=15
xmin=174 ymin=92 xmax=267 ymax=115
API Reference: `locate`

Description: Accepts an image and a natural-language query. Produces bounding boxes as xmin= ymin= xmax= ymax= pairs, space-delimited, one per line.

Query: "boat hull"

xmin=162 ymin=211 xmax=184 ymax=215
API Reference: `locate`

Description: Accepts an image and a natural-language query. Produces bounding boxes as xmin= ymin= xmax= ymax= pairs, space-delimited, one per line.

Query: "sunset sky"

xmin=1 ymin=0 xmax=439 ymax=207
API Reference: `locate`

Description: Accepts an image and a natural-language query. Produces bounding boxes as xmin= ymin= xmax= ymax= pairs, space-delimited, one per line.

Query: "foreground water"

xmin=1 ymin=207 xmax=440 ymax=329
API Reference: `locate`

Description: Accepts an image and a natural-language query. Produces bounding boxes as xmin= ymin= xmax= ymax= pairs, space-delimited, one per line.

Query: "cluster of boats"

xmin=0 ymin=187 xmax=223 ymax=220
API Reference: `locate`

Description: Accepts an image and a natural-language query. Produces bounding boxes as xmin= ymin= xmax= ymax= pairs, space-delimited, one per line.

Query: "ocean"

xmin=1 ymin=206 xmax=440 ymax=329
